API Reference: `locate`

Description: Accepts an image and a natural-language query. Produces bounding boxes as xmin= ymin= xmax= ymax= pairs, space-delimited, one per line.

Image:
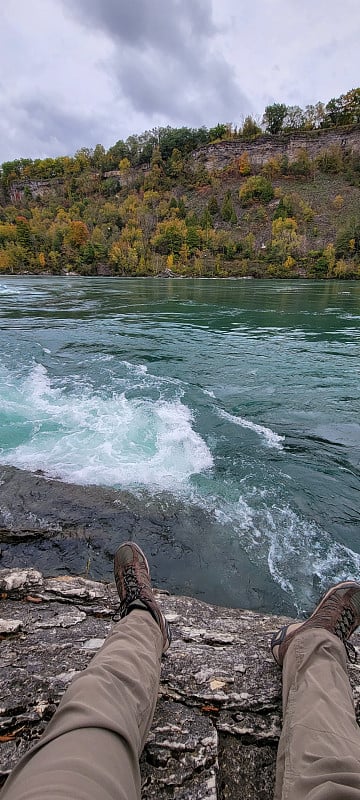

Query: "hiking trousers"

xmin=2 ymin=616 xmax=360 ymax=800
xmin=274 ymin=628 xmax=360 ymax=799
xmin=0 ymin=610 xmax=162 ymax=800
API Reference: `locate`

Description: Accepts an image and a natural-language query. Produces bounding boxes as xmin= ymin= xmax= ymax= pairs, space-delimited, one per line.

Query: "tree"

xmin=151 ymin=218 xmax=187 ymax=257
xmin=288 ymin=148 xmax=312 ymax=177
xmin=263 ymin=103 xmax=287 ymax=134
xmin=92 ymin=144 xmax=107 ymax=171
xmin=239 ymin=176 xmax=274 ymax=206
xmin=200 ymin=208 xmax=213 ymax=230
xmin=107 ymin=140 xmax=128 ymax=169
xmin=283 ymin=106 xmax=305 ymax=130
xmin=238 ymin=152 xmax=251 ymax=176
xmin=341 ymin=88 xmax=360 ymax=124
xmin=65 ymin=221 xmax=89 ymax=248
xmin=262 ymin=157 xmax=281 ymax=180
xmin=16 ymin=216 xmax=32 ymax=250
xmin=304 ymin=102 xmax=325 ymax=129
xmin=167 ymin=148 xmax=184 ymax=179
xmin=271 ymin=217 xmax=300 ymax=260
xmin=208 ymin=124 xmax=227 ymax=141
xmin=332 ymin=195 xmax=344 ymax=210
xmin=208 ymin=196 xmax=219 ymax=216
xmin=119 ymin=158 xmax=131 ymax=172
xmin=186 ymin=226 xmax=201 ymax=253
xmin=241 ymin=116 xmax=261 ymax=137
xmin=221 ymin=191 xmax=237 ymax=223
xmin=0 ymin=223 xmax=16 ymax=244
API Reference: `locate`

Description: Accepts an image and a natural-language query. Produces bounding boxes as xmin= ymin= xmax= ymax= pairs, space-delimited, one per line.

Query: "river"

xmin=0 ymin=277 xmax=359 ymax=615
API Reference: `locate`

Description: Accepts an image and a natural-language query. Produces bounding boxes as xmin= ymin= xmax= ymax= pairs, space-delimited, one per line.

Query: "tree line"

xmin=1 ymin=88 xmax=359 ymax=190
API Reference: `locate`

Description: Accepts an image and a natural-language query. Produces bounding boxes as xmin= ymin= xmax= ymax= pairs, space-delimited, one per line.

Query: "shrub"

xmin=239 ymin=176 xmax=274 ymax=206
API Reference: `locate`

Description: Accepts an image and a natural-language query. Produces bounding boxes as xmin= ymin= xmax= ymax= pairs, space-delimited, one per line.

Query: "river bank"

xmin=0 ymin=465 xmax=293 ymax=616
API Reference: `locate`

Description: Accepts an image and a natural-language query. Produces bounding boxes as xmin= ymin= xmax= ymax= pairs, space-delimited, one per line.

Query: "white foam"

xmin=212 ymin=492 xmax=360 ymax=613
xmin=217 ymin=409 xmax=284 ymax=450
xmin=0 ymin=363 xmax=213 ymax=490
xmin=122 ymin=360 xmax=148 ymax=375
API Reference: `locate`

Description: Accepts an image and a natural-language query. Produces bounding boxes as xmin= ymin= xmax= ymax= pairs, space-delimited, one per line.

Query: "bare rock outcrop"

xmin=1 ymin=567 xmax=360 ymax=799
xmin=192 ymin=125 xmax=360 ymax=173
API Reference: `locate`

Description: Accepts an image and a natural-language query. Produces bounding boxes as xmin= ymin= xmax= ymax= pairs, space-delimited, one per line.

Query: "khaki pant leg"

xmin=274 ymin=629 xmax=360 ymax=800
xmin=0 ymin=610 xmax=162 ymax=800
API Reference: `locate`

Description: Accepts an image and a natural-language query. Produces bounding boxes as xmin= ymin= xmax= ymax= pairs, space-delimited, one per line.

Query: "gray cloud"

xmin=21 ymin=100 xmax=107 ymax=154
xmin=0 ymin=96 xmax=108 ymax=163
xmin=0 ymin=0 xmax=359 ymax=162
xmin=61 ymin=0 xmax=251 ymax=126
xmin=62 ymin=0 xmax=216 ymax=53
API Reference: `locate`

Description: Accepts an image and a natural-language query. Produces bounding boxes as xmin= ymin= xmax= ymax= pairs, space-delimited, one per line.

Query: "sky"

xmin=0 ymin=0 xmax=359 ymax=162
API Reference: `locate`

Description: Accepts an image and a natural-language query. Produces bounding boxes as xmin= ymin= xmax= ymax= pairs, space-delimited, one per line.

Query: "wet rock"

xmin=0 ymin=465 xmax=295 ymax=616
xmin=1 ymin=567 xmax=359 ymax=799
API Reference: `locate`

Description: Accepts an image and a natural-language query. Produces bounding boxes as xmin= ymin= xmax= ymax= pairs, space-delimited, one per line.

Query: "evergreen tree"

xmin=221 ymin=192 xmax=237 ymax=224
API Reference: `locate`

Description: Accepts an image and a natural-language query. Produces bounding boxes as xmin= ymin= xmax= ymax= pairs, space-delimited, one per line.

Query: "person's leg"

xmin=272 ymin=581 xmax=360 ymax=800
xmin=1 ymin=543 xmax=171 ymax=800
xmin=275 ymin=629 xmax=360 ymax=800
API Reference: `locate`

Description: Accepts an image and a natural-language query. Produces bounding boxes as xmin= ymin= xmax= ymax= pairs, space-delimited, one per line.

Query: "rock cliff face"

xmin=1 ymin=568 xmax=360 ymax=799
xmin=7 ymin=126 xmax=360 ymax=204
xmin=192 ymin=125 xmax=360 ymax=172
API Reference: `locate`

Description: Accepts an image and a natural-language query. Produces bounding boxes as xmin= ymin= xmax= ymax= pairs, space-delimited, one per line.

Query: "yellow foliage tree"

xmin=333 ymin=259 xmax=347 ymax=277
xmin=323 ymin=243 xmax=336 ymax=275
xmin=119 ymin=158 xmax=131 ymax=172
xmin=65 ymin=221 xmax=89 ymax=247
xmin=284 ymin=255 xmax=296 ymax=270
xmin=238 ymin=152 xmax=251 ymax=176
xmin=0 ymin=250 xmax=10 ymax=271
xmin=262 ymin=157 xmax=281 ymax=180
xmin=271 ymin=217 xmax=300 ymax=260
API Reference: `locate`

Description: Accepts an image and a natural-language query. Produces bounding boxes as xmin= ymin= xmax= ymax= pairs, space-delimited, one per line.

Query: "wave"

xmin=1 ymin=361 xmax=358 ymax=614
xmin=211 ymin=492 xmax=360 ymax=613
xmin=0 ymin=363 xmax=213 ymax=489
xmin=217 ymin=408 xmax=284 ymax=450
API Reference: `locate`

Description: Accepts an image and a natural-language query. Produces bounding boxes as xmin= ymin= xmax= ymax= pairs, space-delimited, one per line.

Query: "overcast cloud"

xmin=0 ymin=0 xmax=359 ymax=162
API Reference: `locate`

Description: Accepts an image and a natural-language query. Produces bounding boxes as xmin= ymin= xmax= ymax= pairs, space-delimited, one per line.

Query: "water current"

xmin=0 ymin=277 xmax=359 ymax=614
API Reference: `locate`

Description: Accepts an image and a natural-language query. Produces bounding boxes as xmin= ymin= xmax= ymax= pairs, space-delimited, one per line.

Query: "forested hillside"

xmin=1 ymin=89 xmax=360 ymax=278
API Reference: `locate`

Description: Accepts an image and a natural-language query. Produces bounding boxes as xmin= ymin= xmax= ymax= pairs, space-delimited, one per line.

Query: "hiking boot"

xmin=271 ymin=580 xmax=360 ymax=666
xmin=114 ymin=541 xmax=171 ymax=652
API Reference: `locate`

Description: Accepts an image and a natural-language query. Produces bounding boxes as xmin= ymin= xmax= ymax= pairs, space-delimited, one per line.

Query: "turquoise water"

xmin=0 ymin=277 xmax=359 ymax=612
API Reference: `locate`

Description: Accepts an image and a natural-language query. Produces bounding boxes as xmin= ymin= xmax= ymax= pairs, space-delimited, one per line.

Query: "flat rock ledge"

xmin=1 ymin=569 xmax=360 ymax=800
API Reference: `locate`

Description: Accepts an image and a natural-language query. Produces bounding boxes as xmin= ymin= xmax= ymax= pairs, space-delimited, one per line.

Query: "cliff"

xmin=192 ymin=125 xmax=360 ymax=172
xmin=2 ymin=125 xmax=360 ymax=278
xmin=1 ymin=568 xmax=360 ymax=799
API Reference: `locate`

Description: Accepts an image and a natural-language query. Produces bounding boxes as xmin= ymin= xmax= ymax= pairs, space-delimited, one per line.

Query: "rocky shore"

xmin=1 ymin=567 xmax=360 ymax=799
xmin=0 ymin=465 xmax=294 ymax=615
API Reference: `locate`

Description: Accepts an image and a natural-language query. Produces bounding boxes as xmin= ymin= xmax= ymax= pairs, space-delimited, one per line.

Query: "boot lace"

xmin=334 ymin=606 xmax=357 ymax=663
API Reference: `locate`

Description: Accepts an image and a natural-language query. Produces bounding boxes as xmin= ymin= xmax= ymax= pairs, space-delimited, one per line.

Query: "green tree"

xmin=16 ymin=216 xmax=32 ymax=250
xmin=221 ymin=191 xmax=237 ymax=223
xmin=263 ymin=103 xmax=287 ymax=134
xmin=208 ymin=196 xmax=219 ymax=216
xmin=239 ymin=176 xmax=274 ymax=206
xmin=151 ymin=218 xmax=187 ymax=256
xmin=208 ymin=123 xmax=227 ymax=141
